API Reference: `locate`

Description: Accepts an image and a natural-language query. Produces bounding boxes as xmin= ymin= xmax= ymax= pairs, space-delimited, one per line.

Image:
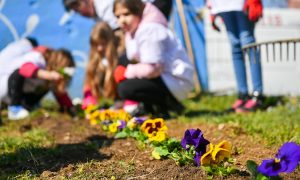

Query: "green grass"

xmin=0 ymin=127 xmax=54 ymax=179
xmin=180 ymin=94 xmax=300 ymax=145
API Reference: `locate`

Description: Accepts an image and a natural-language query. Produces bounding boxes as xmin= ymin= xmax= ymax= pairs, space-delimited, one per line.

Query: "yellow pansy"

xmin=201 ymin=143 xmax=214 ymax=165
xmin=90 ymin=110 xmax=100 ymax=119
xmin=212 ymin=140 xmax=231 ymax=163
xmin=127 ymin=118 xmax=137 ymax=129
xmin=148 ymin=130 xmax=167 ymax=142
xmin=85 ymin=104 xmax=97 ymax=114
xmin=140 ymin=118 xmax=168 ymax=137
xmin=90 ymin=118 xmax=98 ymax=126
xmin=108 ymin=123 xmax=118 ymax=133
xmin=117 ymin=110 xmax=132 ymax=122
xmin=99 ymin=110 xmax=112 ymax=121
xmin=200 ymin=140 xmax=232 ymax=166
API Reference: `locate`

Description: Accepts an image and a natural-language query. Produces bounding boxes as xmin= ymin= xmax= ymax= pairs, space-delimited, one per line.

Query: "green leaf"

xmin=131 ymin=131 xmax=145 ymax=141
xmin=152 ymin=149 xmax=161 ymax=159
xmin=154 ymin=146 xmax=169 ymax=157
xmin=202 ymin=166 xmax=213 ymax=173
xmin=256 ymin=173 xmax=270 ymax=180
xmin=115 ymin=131 xmax=128 ymax=139
xmin=246 ymin=160 xmax=259 ymax=178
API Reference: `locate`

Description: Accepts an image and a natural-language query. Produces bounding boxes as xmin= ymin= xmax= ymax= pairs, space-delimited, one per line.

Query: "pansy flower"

xmin=85 ymin=104 xmax=97 ymax=114
xmin=117 ymin=120 xmax=126 ymax=130
xmin=100 ymin=120 xmax=112 ymax=131
xmin=140 ymin=118 xmax=168 ymax=142
xmin=85 ymin=104 xmax=98 ymax=119
xmin=258 ymin=142 xmax=300 ymax=177
xmin=127 ymin=118 xmax=137 ymax=129
xmin=117 ymin=110 xmax=132 ymax=122
xmin=127 ymin=117 xmax=146 ymax=129
xmin=90 ymin=110 xmax=100 ymax=119
xmin=181 ymin=129 xmax=210 ymax=166
xmin=108 ymin=123 xmax=118 ymax=133
xmin=148 ymin=130 xmax=167 ymax=142
xmin=99 ymin=110 xmax=111 ymax=121
xmin=200 ymin=140 xmax=232 ymax=166
xmin=90 ymin=118 xmax=98 ymax=125
xmin=135 ymin=117 xmax=146 ymax=125
xmin=141 ymin=118 xmax=167 ymax=136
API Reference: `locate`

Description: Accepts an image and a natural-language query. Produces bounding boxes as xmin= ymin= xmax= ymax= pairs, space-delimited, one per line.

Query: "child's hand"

xmin=37 ymin=69 xmax=63 ymax=82
xmin=48 ymin=71 xmax=63 ymax=82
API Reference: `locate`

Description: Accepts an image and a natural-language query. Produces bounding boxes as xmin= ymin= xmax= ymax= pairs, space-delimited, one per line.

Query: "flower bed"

xmin=85 ymin=106 xmax=300 ymax=178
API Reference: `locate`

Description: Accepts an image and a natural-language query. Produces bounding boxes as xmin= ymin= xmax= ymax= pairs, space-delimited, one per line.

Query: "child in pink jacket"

xmin=0 ymin=38 xmax=76 ymax=120
xmin=113 ymin=0 xmax=195 ymax=118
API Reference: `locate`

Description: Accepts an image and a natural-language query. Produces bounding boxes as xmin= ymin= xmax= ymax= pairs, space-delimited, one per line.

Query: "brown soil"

xmin=2 ymin=115 xmax=300 ymax=179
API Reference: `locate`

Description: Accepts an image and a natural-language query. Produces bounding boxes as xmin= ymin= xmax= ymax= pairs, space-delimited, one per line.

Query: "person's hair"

xmin=113 ymin=0 xmax=145 ymax=17
xmin=63 ymin=0 xmax=80 ymax=11
xmin=85 ymin=22 xmax=118 ymax=99
xmin=44 ymin=49 xmax=75 ymax=93
xmin=26 ymin=37 xmax=38 ymax=47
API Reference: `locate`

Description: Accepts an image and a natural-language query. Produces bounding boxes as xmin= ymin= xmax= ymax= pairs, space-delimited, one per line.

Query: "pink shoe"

xmin=235 ymin=95 xmax=264 ymax=113
xmin=231 ymin=99 xmax=246 ymax=109
xmin=230 ymin=93 xmax=249 ymax=111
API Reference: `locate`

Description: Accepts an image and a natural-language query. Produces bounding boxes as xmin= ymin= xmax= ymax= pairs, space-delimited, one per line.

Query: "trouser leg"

xmin=117 ymin=77 xmax=173 ymax=114
xmin=8 ymin=69 xmax=25 ymax=106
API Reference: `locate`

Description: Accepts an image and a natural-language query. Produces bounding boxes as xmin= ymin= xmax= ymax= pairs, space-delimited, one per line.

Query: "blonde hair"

xmin=44 ymin=49 xmax=75 ymax=93
xmin=85 ymin=22 xmax=118 ymax=99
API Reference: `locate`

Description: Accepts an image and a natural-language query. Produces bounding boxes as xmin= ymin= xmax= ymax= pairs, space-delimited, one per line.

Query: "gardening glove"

xmin=82 ymin=90 xmax=97 ymax=110
xmin=114 ymin=65 xmax=126 ymax=83
xmin=210 ymin=14 xmax=221 ymax=32
xmin=243 ymin=0 xmax=263 ymax=22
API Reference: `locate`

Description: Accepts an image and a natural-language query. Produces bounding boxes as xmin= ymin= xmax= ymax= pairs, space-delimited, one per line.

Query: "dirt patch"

xmin=2 ymin=116 xmax=300 ymax=179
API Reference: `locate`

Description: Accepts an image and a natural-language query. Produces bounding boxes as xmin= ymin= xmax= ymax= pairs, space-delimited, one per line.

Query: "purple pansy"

xmin=135 ymin=117 xmax=146 ymax=125
xmin=258 ymin=142 xmax=300 ymax=176
xmin=117 ymin=120 xmax=126 ymax=130
xmin=181 ymin=129 xmax=210 ymax=166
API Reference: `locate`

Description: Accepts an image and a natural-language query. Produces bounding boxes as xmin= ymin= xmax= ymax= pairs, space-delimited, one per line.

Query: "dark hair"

xmin=26 ymin=37 xmax=38 ymax=47
xmin=113 ymin=0 xmax=145 ymax=17
xmin=63 ymin=0 xmax=79 ymax=11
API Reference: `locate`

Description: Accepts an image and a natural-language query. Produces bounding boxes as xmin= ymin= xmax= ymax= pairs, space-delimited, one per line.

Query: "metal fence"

xmin=242 ymin=38 xmax=300 ymax=62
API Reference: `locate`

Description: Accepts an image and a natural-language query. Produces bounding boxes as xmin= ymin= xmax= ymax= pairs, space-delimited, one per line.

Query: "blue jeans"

xmin=219 ymin=11 xmax=263 ymax=95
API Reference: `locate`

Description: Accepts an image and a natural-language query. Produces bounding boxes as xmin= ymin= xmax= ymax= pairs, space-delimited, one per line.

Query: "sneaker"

xmin=8 ymin=105 xmax=29 ymax=120
xmin=230 ymin=93 xmax=249 ymax=111
xmin=123 ymin=100 xmax=139 ymax=114
xmin=129 ymin=103 xmax=149 ymax=117
xmin=231 ymin=99 xmax=246 ymax=109
xmin=236 ymin=92 xmax=264 ymax=113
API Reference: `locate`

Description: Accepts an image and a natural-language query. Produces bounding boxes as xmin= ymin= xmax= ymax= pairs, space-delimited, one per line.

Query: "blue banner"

xmin=172 ymin=0 xmax=208 ymax=91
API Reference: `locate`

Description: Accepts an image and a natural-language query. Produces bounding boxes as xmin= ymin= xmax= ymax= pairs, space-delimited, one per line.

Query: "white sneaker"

xmin=123 ymin=100 xmax=139 ymax=114
xmin=123 ymin=104 xmax=139 ymax=114
xmin=8 ymin=106 xmax=29 ymax=120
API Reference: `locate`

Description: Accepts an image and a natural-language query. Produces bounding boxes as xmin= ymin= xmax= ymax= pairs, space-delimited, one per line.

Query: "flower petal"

xmin=258 ymin=159 xmax=284 ymax=177
xmin=200 ymin=143 xmax=214 ymax=166
xmin=216 ymin=140 xmax=232 ymax=151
